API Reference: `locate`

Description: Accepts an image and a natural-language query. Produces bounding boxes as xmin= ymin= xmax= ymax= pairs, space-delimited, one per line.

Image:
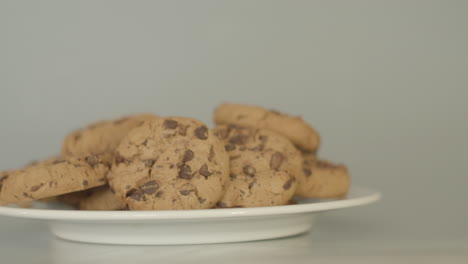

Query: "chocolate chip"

xmin=198 ymin=197 xmax=206 ymax=203
xmin=230 ymin=155 xmax=241 ymax=160
xmin=214 ymin=129 xmax=228 ymax=140
xmin=142 ymin=139 xmax=149 ymax=146
xmin=194 ymin=126 xmax=208 ymax=140
xmin=270 ymin=152 xmax=284 ymax=171
xmin=82 ymin=180 xmax=88 ymax=187
xmin=229 ymin=135 xmax=247 ymax=145
xmin=144 ymin=159 xmax=155 ymax=168
xmin=224 ymin=144 xmax=235 ymax=151
xmin=169 ymin=164 xmax=175 ymax=169
xmin=199 ymin=164 xmax=212 ymax=178
xmin=180 ymin=190 xmax=193 ymax=196
xmin=52 ymin=160 xmax=67 ymax=165
xmin=283 ymin=178 xmax=294 ymax=190
xmin=0 ymin=175 xmax=9 ymax=183
xmin=303 ymin=168 xmax=312 ymax=177
xmin=183 ymin=150 xmax=194 ymax=163
xmin=216 ymin=202 xmax=228 ymax=208
xmin=30 ymin=183 xmax=43 ymax=192
xmin=74 ymin=133 xmax=82 ymax=141
xmin=156 ymin=191 xmax=164 ymax=198
xmin=141 ymin=180 xmax=159 ymax=195
xmin=114 ymin=153 xmax=126 ymax=165
xmin=248 ymin=180 xmax=256 ymax=189
xmin=229 ymin=173 xmax=237 ymax=180
xmin=86 ymin=155 xmax=100 ymax=168
xmin=178 ymin=125 xmax=188 ymax=136
xmin=243 ymin=165 xmax=256 ymax=177
xmin=126 ymin=189 xmax=146 ymax=201
xmin=164 ymin=119 xmax=178 ymax=129
xmin=179 ymin=165 xmax=193 ymax=179
xmin=208 ymin=146 xmax=215 ymax=161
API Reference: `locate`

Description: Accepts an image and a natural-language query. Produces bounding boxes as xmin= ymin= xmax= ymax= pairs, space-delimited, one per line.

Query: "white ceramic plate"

xmin=0 ymin=185 xmax=380 ymax=245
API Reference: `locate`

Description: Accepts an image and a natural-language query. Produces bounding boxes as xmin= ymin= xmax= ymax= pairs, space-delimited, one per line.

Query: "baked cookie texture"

xmin=213 ymin=125 xmax=303 ymax=208
xmin=62 ymin=113 xmax=158 ymax=157
xmin=59 ymin=186 xmax=124 ymax=210
xmin=108 ymin=117 xmax=230 ymax=210
xmin=0 ymin=155 xmax=110 ymax=205
xmin=214 ymin=103 xmax=320 ymax=152
xmin=296 ymin=152 xmax=350 ymax=198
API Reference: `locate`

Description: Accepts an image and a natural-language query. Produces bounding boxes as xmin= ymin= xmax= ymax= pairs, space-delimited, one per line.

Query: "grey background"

xmin=0 ymin=0 xmax=467 ymax=259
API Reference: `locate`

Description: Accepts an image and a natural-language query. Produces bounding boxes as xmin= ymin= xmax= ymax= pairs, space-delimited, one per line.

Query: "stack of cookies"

xmin=0 ymin=103 xmax=350 ymax=210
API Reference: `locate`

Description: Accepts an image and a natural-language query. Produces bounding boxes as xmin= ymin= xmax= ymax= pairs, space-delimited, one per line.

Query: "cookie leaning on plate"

xmin=214 ymin=103 xmax=320 ymax=152
xmin=296 ymin=152 xmax=350 ymax=198
xmin=108 ymin=117 xmax=230 ymax=210
xmin=62 ymin=113 xmax=158 ymax=157
xmin=213 ymin=125 xmax=303 ymax=208
xmin=0 ymin=155 xmax=111 ymax=205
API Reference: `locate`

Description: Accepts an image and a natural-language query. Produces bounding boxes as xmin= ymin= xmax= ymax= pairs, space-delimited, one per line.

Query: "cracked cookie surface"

xmin=108 ymin=117 xmax=229 ymax=210
xmin=213 ymin=125 xmax=303 ymax=208
xmin=214 ymin=103 xmax=320 ymax=152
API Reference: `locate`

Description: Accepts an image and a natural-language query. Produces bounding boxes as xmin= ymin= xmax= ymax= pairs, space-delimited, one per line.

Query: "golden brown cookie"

xmin=108 ymin=117 xmax=230 ymax=210
xmin=0 ymin=155 xmax=110 ymax=205
xmin=213 ymin=125 xmax=303 ymax=208
xmin=62 ymin=113 xmax=158 ymax=157
xmin=214 ymin=103 xmax=320 ymax=152
xmin=296 ymin=153 xmax=350 ymax=198
xmin=59 ymin=186 xmax=124 ymax=210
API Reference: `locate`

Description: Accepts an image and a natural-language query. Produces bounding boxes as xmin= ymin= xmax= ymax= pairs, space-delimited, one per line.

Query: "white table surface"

xmin=1 ymin=205 xmax=466 ymax=264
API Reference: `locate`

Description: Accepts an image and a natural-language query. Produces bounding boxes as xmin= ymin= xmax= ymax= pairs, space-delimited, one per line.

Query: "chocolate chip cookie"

xmin=214 ymin=103 xmax=320 ymax=152
xmin=0 ymin=155 xmax=110 ymax=205
xmin=62 ymin=113 xmax=158 ymax=157
xmin=213 ymin=125 xmax=303 ymax=208
xmin=108 ymin=117 xmax=230 ymax=210
xmin=296 ymin=153 xmax=350 ymax=198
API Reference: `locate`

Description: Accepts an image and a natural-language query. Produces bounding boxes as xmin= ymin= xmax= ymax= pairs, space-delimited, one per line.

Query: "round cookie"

xmin=62 ymin=113 xmax=158 ymax=157
xmin=214 ymin=103 xmax=320 ymax=152
xmin=108 ymin=117 xmax=229 ymax=210
xmin=0 ymin=155 xmax=110 ymax=205
xmin=213 ymin=125 xmax=303 ymax=208
xmin=59 ymin=186 xmax=124 ymax=210
xmin=296 ymin=153 xmax=350 ymax=198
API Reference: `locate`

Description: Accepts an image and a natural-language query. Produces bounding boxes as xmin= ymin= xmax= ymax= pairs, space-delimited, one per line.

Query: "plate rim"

xmin=0 ymin=185 xmax=381 ymax=221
